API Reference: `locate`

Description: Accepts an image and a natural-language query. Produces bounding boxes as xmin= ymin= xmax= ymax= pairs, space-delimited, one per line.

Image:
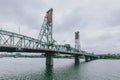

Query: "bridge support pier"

xmin=85 ymin=56 xmax=89 ymax=62
xmin=45 ymin=53 xmax=53 ymax=66
xmin=90 ymin=57 xmax=92 ymax=61
xmin=75 ymin=55 xmax=79 ymax=64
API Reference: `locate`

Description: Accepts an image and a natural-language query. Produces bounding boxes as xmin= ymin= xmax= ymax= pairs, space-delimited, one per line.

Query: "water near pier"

xmin=0 ymin=58 xmax=120 ymax=80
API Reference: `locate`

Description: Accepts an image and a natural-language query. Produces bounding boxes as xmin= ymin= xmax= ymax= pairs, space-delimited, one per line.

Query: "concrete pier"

xmin=85 ymin=56 xmax=89 ymax=62
xmin=90 ymin=57 xmax=94 ymax=60
xmin=45 ymin=53 xmax=53 ymax=66
xmin=75 ymin=55 xmax=79 ymax=64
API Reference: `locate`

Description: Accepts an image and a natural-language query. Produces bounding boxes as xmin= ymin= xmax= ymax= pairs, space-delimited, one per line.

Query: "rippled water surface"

xmin=0 ymin=58 xmax=120 ymax=80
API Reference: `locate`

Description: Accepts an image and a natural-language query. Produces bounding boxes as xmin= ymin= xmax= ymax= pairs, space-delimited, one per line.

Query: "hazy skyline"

xmin=0 ymin=0 xmax=120 ymax=54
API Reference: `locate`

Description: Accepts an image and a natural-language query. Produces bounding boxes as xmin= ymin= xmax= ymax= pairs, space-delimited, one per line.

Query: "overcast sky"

xmin=0 ymin=0 xmax=120 ymax=54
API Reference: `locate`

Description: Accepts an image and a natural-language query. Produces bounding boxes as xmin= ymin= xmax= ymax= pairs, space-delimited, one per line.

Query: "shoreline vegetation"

xmin=0 ymin=53 xmax=74 ymax=58
xmin=1 ymin=53 xmax=120 ymax=59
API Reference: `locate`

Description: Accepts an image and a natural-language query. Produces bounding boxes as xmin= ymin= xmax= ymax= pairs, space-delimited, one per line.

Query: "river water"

xmin=0 ymin=58 xmax=120 ymax=80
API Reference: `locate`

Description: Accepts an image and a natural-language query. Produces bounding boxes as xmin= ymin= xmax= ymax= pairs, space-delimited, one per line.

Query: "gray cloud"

xmin=106 ymin=10 xmax=120 ymax=27
xmin=0 ymin=0 xmax=46 ymax=29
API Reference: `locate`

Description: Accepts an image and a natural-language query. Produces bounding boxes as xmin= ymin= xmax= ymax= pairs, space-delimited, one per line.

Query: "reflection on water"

xmin=0 ymin=58 xmax=120 ymax=80
xmin=45 ymin=65 xmax=54 ymax=80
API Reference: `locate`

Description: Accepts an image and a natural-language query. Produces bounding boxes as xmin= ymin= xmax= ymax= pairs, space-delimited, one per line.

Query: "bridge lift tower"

xmin=75 ymin=31 xmax=81 ymax=63
xmin=75 ymin=31 xmax=81 ymax=51
xmin=37 ymin=8 xmax=54 ymax=66
xmin=37 ymin=8 xmax=54 ymax=49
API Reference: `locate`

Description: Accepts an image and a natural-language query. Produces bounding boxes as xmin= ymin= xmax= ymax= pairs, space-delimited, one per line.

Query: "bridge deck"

xmin=0 ymin=46 xmax=97 ymax=57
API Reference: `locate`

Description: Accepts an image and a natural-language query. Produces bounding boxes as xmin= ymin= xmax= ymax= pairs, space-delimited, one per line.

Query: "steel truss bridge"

xmin=0 ymin=29 xmax=96 ymax=56
xmin=0 ymin=8 xmax=98 ymax=65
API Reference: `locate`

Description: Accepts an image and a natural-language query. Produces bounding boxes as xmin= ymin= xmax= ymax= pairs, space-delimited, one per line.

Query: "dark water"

xmin=0 ymin=58 xmax=120 ymax=80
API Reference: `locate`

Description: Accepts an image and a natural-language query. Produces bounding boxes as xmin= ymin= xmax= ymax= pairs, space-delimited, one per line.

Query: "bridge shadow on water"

xmin=6 ymin=59 xmax=98 ymax=80
xmin=42 ymin=60 xmax=97 ymax=80
xmin=42 ymin=62 xmax=85 ymax=80
xmin=44 ymin=65 xmax=54 ymax=80
xmin=8 ymin=59 xmax=94 ymax=80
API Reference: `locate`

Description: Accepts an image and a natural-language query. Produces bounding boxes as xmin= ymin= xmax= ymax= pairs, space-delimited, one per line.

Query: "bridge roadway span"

xmin=0 ymin=29 xmax=98 ymax=65
xmin=0 ymin=46 xmax=98 ymax=65
xmin=0 ymin=46 xmax=96 ymax=56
